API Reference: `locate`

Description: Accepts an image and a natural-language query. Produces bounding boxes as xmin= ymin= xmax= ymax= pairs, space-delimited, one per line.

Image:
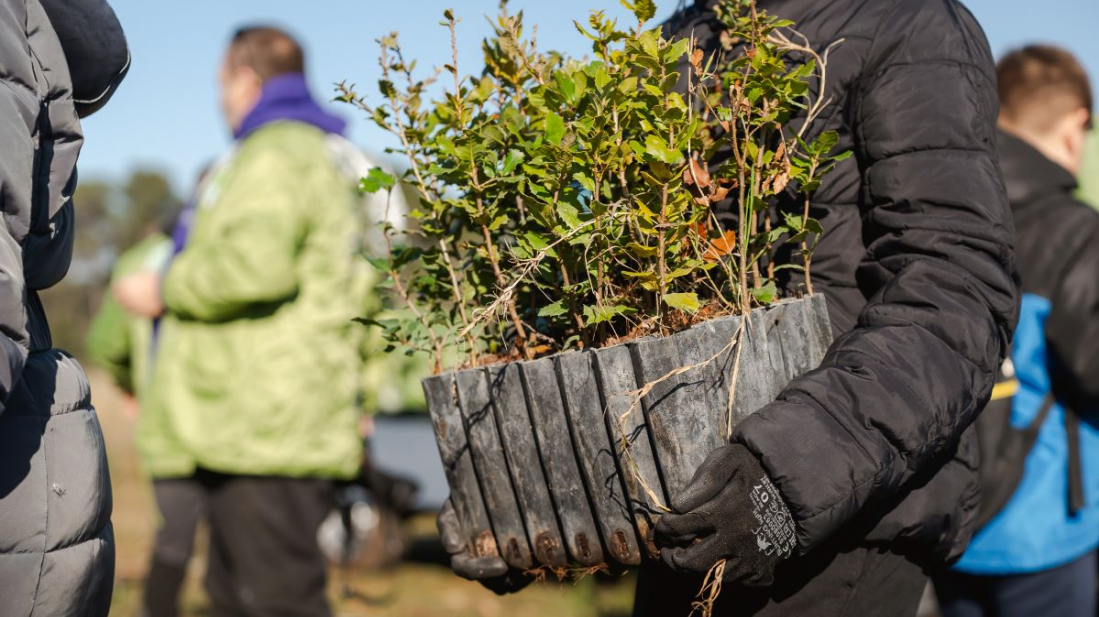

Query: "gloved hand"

xmin=654 ymin=444 xmax=798 ymax=587
xmin=437 ymin=499 xmax=532 ymax=595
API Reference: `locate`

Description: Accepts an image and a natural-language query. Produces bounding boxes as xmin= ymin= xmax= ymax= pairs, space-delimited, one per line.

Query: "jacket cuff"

xmin=732 ymin=395 xmax=880 ymax=555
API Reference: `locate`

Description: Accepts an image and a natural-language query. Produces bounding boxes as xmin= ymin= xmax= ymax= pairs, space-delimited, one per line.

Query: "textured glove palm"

xmin=654 ymin=444 xmax=797 ymax=587
xmin=437 ymin=499 xmax=532 ymax=595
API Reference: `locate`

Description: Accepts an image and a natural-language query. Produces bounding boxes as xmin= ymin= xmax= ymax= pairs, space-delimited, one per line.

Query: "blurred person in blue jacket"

xmin=933 ymin=45 xmax=1099 ymax=617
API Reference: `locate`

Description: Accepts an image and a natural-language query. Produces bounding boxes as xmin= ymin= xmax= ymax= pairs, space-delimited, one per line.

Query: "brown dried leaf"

xmin=774 ymin=139 xmax=787 ymax=163
xmin=770 ymin=140 xmax=792 ymax=194
xmin=683 ymin=158 xmax=712 ymax=189
xmin=770 ymin=171 xmax=790 ymax=194
xmin=703 ymin=230 xmax=738 ymax=262
xmin=690 ymin=48 xmax=705 ymax=77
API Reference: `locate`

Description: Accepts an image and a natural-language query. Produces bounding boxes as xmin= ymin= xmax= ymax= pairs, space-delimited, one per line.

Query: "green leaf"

xmin=593 ymin=66 xmax=612 ymax=90
xmin=665 ymin=38 xmax=690 ymax=63
xmin=815 ymin=130 xmax=840 ymax=154
xmin=622 ymin=270 xmax=657 ymax=281
xmin=573 ymin=20 xmax=596 ymax=40
xmin=538 ymin=301 xmax=570 ymax=317
xmin=545 ymin=112 xmax=566 ymax=146
xmin=502 ymin=149 xmax=525 ymax=175
xmin=752 ymin=282 xmax=778 ymax=305
xmin=620 ymin=0 xmax=656 ymax=23
xmin=663 ymin=292 xmax=700 ymax=313
xmin=583 ymin=304 xmax=634 ymax=324
xmin=639 ymin=30 xmax=660 ymax=59
xmin=363 ymin=256 xmax=390 ymax=271
xmin=554 ymin=71 xmax=577 ymax=103
xmin=556 ymin=202 xmax=582 ymax=228
xmin=644 ymin=135 xmax=684 ymax=165
xmin=360 ymin=167 xmax=396 ymax=193
xmin=626 ymin=242 xmax=658 ymax=258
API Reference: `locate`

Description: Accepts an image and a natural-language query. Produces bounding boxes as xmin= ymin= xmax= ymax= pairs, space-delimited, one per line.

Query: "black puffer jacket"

xmin=1000 ymin=132 xmax=1099 ymax=412
xmin=667 ymin=0 xmax=1019 ymax=564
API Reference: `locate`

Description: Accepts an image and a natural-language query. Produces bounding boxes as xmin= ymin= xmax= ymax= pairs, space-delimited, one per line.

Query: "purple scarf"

xmin=170 ymin=73 xmax=346 ymax=256
xmin=234 ymin=72 xmax=347 ymax=140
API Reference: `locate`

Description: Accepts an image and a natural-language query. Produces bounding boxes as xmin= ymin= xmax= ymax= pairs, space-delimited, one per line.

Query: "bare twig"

xmin=458 ymin=218 xmax=603 ymax=340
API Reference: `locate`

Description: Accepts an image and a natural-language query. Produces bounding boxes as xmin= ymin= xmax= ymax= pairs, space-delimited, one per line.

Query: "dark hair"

xmin=997 ymin=45 xmax=1093 ymax=132
xmin=228 ymin=26 xmax=305 ymax=82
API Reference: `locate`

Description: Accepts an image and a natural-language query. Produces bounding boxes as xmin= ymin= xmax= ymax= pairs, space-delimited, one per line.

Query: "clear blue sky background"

xmin=78 ymin=0 xmax=1099 ymax=194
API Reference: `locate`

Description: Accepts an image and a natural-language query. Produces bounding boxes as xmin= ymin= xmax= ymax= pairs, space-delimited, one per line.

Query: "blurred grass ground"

xmin=94 ymin=369 xmax=637 ymax=617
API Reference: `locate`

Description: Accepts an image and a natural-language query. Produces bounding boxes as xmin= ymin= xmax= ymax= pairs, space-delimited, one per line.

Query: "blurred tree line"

xmin=42 ymin=170 xmax=183 ymax=357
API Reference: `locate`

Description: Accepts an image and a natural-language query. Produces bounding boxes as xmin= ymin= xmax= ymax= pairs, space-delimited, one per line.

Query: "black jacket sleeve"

xmin=39 ymin=0 xmax=129 ymax=117
xmin=732 ymin=0 xmax=1019 ymax=553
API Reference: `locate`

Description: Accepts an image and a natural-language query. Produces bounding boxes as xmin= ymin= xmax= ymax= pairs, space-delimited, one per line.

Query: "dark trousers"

xmin=933 ymin=551 xmax=1097 ymax=617
xmin=197 ymin=470 xmax=335 ymax=617
xmin=143 ymin=477 xmax=207 ymax=617
xmin=632 ymin=545 xmax=926 ymax=617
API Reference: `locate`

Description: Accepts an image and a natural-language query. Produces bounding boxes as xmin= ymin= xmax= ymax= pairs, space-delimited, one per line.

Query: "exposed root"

xmin=691 ymin=559 xmax=727 ymax=617
xmin=523 ymin=563 xmax=613 ymax=589
xmin=725 ymin=317 xmax=749 ymax=439
xmin=570 ymin=563 xmax=611 ymax=582
xmin=524 ymin=565 xmax=570 ymax=583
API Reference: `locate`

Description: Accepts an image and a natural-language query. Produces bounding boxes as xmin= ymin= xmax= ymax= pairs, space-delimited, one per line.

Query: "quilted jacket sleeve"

xmin=162 ymin=146 xmax=306 ymax=322
xmin=733 ymin=0 xmax=1019 ymax=553
xmin=0 ymin=18 xmax=33 ymax=414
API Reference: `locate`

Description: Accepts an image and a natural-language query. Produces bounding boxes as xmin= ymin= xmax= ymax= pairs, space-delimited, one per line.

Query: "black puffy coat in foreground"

xmin=667 ymin=0 xmax=1019 ymax=564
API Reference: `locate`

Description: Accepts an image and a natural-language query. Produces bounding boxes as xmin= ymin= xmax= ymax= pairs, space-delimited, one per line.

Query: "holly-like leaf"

xmin=645 ymin=135 xmax=684 ymax=165
xmin=545 ymin=112 xmax=566 ymax=145
xmin=554 ymin=72 xmax=577 ymax=103
xmin=620 ymin=0 xmax=656 ymax=23
xmin=360 ymin=168 xmax=396 ymax=193
xmin=752 ymin=282 xmax=778 ymax=305
xmin=502 ymin=149 xmax=525 ymax=175
xmin=583 ymin=304 xmax=634 ymax=324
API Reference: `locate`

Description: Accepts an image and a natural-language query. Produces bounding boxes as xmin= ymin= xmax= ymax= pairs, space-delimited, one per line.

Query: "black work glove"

xmin=437 ymin=499 xmax=532 ymax=595
xmin=654 ymin=444 xmax=797 ymax=587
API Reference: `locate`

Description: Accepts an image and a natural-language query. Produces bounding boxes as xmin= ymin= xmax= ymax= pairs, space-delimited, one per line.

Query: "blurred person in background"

xmin=87 ymin=231 xmax=171 ymax=420
xmin=114 ymin=26 xmax=369 ymax=616
xmin=0 ymin=0 xmax=128 ymax=615
xmin=88 ymin=169 xmax=212 ymax=617
xmin=932 ymin=45 xmax=1099 ymax=617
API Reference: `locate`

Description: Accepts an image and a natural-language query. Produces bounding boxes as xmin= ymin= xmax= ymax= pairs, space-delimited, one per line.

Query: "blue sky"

xmin=78 ymin=0 xmax=1099 ymax=194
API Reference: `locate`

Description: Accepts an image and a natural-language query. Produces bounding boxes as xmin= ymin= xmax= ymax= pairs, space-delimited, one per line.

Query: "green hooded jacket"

xmin=143 ymin=121 xmax=369 ymax=479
